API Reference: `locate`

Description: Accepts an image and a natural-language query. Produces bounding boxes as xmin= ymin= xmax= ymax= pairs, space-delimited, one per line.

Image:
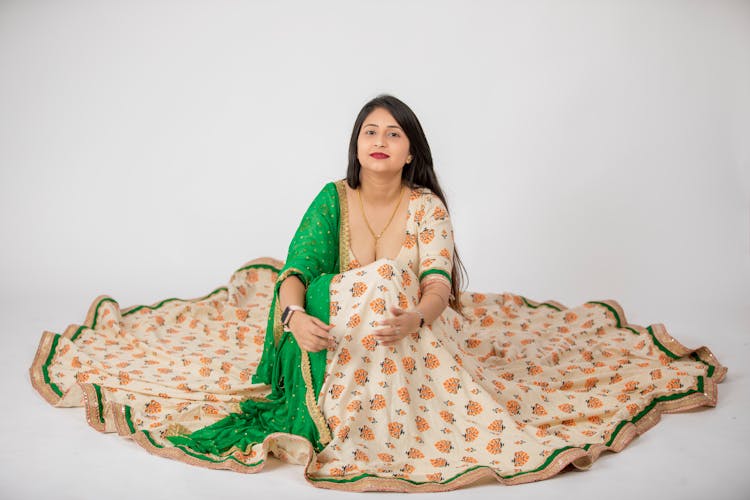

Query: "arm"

xmin=253 ymin=182 xmax=339 ymax=383
xmin=374 ymin=192 xmax=455 ymax=345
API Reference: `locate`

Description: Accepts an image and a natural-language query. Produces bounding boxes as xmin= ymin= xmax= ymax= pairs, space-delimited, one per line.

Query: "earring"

xmin=406 ymin=155 xmax=412 ymax=164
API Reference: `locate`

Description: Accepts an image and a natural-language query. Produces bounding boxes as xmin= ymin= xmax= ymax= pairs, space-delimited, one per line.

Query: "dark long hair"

xmin=346 ymin=94 xmax=468 ymax=318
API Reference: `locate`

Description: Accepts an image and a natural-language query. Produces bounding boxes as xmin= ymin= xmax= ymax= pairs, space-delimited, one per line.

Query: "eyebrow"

xmin=363 ymin=123 xmax=403 ymax=131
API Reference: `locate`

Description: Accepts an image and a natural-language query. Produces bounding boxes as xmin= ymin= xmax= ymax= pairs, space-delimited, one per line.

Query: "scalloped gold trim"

xmin=299 ymin=347 xmax=332 ymax=446
xmin=335 ymin=179 xmax=351 ymax=272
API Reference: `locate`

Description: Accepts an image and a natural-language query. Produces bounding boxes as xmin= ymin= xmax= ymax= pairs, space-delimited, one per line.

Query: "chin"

xmin=360 ymin=163 xmax=402 ymax=175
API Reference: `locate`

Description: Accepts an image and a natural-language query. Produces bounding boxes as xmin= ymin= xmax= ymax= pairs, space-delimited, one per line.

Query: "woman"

xmin=30 ymin=94 xmax=726 ymax=492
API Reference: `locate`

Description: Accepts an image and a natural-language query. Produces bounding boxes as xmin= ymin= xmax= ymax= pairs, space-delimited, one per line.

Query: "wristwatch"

xmin=281 ymin=304 xmax=305 ymax=331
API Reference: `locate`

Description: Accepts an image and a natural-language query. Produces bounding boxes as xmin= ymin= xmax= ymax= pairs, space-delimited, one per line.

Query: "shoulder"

xmin=412 ymin=186 xmax=448 ymax=214
xmin=311 ymin=180 xmax=340 ymax=201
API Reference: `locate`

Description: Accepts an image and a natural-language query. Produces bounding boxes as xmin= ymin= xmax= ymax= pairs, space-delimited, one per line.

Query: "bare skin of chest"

xmin=345 ymin=184 xmax=411 ymax=266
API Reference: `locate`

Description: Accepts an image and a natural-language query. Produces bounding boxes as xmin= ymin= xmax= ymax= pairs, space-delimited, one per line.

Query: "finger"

xmin=312 ymin=317 xmax=334 ymax=330
xmin=390 ymin=306 xmax=403 ymax=315
xmin=307 ymin=327 xmax=333 ymax=341
xmin=373 ymin=327 xmax=396 ymax=337
xmin=306 ymin=336 xmax=330 ymax=352
xmin=374 ymin=332 xmax=401 ymax=341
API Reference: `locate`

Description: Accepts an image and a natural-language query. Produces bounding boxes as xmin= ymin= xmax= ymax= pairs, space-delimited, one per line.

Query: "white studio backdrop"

xmin=1 ymin=0 xmax=748 ymax=358
xmin=0 ymin=1 xmax=749 ymax=498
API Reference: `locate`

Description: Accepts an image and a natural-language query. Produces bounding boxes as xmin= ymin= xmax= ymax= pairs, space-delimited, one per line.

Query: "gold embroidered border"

xmin=335 ymin=179 xmax=351 ymax=272
xmin=300 ymin=347 xmax=332 ymax=445
xmin=274 ymin=264 xmax=331 ymax=445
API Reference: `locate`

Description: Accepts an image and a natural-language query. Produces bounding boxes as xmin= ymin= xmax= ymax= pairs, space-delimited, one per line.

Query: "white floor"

xmin=3 ymin=295 xmax=748 ymax=500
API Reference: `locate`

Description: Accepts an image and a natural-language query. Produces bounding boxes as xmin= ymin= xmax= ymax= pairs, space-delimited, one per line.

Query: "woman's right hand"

xmin=288 ymin=311 xmax=335 ymax=352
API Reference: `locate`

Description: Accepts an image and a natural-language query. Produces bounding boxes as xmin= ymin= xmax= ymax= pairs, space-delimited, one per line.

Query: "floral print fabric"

xmin=29 ymin=180 xmax=727 ymax=492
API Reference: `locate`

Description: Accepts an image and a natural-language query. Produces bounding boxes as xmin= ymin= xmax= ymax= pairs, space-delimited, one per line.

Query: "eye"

xmin=389 ymin=132 xmax=400 ymax=137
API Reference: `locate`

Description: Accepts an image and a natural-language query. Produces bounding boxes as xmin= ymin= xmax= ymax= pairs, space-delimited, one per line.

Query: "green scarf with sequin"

xmin=166 ymin=181 xmax=341 ymax=455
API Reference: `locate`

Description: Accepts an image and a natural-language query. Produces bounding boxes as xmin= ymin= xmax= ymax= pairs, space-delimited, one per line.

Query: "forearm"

xmin=278 ymin=275 xmax=306 ymax=311
xmin=415 ymin=277 xmax=451 ymax=326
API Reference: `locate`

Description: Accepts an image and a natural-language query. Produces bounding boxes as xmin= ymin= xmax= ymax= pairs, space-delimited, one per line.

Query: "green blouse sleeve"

xmin=252 ymin=181 xmax=340 ymax=384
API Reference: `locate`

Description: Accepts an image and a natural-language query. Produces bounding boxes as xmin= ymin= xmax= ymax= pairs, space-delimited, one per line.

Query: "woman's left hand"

xmin=373 ymin=306 xmax=421 ymax=346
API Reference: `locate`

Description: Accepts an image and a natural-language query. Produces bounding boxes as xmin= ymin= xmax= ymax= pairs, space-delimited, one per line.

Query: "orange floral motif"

xmin=351 ymin=282 xmax=367 ymax=297
xmin=359 ymin=425 xmax=375 ymax=441
xmin=401 ymin=356 xmax=416 ymax=374
xmin=442 ymin=377 xmax=460 ymax=394
xmin=403 ymin=234 xmax=417 ymax=250
xmin=329 ymin=384 xmax=344 ymax=399
xmin=397 ymin=292 xmax=409 ymax=309
xmin=423 ymin=353 xmax=440 ymax=369
xmin=202 ymin=404 xmax=219 ymax=415
xmin=414 ymin=207 xmax=425 ymax=223
xmin=463 ymin=426 xmax=479 ymax=442
xmin=564 ymin=311 xmax=578 ymax=323
xmin=506 ymin=400 xmax=521 ymax=415
xmin=346 ymin=400 xmax=362 ymax=413
xmin=415 ymin=415 xmax=430 ymax=432
xmin=488 ymin=419 xmax=505 ymax=432
xmin=353 ymin=449 xmax=370 ymax=462
xmin=513 ymin=450 xmax=529 ymax=466
xmin=145 ymin=400 xmax=162 ymax=414
xmin=418 ymin=385 xmax=435 ymax=400
xmin=354 ymin=369 xmax=369 ymax=386
xmin=377 ymin=264 xmax=395 ymax=279
xmin=370 ymin=394 xmax=386 ymax=410
xmin=397 ymin=386 xmax=411 ymax=403
xmin=466 ymin=400 xmax=483 ymax=416
xmin=486 ymin=438 xmax=503 ymax=454
xmin=434 ymin=439 xmax=453 ymax=453
xmin=361 ymin=334 xmax=377 ymax=351
xmin=337 ymin=425 xmax=350 ymax=441
xmin=532 ymin=403 xmax=547 ymax=416
xmin=380 ymin=357 xmax=398 ymax=375
xmin=337 ymin=348 xmax=352 ymax=366
xmin=586 ymin=397 xmax=603 ymax=408
xmin=327 ymin=415 xmax=341 ymax=430
xmin=370 ymin=298 xmax=386 ymax=314
xmin=440 ymin=411 xmax=455 ymax=424
xmin=558 ymin=403 xmax=575 ymax=413
xmin=388 ymin=422 xmax=404 ymax=439
xmin=666 ymin=378 xmax=683 ymax=389
xmin=419 ymin=228 xmax=435 ymax=245
xmin=330 ymin=301 xmax=340 ymax=317
xmin=406 ymin=447 xmax=424 ymax=459
xmin=347 ymin=313 xmax=362 ymax=329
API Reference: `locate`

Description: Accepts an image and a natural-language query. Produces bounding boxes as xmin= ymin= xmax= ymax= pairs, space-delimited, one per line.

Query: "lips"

xmin=370 ymin=153 xmax=390 ymax=159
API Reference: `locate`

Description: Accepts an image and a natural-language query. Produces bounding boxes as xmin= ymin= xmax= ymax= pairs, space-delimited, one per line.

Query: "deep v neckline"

xmin=342 ymin=180 xmax=415 ymax=268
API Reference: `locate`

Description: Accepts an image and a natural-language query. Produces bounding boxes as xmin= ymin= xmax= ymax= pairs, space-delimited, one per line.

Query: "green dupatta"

xmin=166 ymin=180 xmax=348 ymax=455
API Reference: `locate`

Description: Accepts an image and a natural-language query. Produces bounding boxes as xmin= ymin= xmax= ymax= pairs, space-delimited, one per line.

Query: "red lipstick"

xmin=370 ymin=153 xmax=390 ymax=159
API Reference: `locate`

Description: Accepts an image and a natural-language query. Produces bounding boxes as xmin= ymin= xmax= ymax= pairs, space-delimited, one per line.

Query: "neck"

xmin=358 ymin=170 xmax=404 ymax=206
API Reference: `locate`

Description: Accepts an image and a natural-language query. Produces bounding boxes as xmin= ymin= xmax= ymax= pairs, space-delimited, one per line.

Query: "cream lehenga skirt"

xmin=30 ymin=256 xmax=726 ymax=492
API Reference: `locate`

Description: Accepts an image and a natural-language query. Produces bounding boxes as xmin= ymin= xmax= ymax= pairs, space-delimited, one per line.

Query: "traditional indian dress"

xmin=29 ymin=178 xmax=727 ymax=492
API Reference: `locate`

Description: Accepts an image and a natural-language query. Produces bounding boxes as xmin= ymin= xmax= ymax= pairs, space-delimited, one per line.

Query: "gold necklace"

xmin=357 ymin=184 xmax=405 ymax=256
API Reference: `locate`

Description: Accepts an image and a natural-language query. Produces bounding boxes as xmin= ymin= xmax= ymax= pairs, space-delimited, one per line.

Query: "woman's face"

xmin=357 ymin=107 xmax=411 ymax=177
